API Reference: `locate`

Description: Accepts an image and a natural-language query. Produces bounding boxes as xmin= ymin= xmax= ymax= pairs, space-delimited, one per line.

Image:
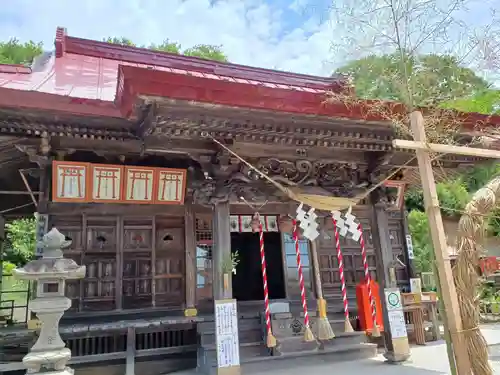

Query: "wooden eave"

xmin=0 ymin=110 xmax=137 ymax=141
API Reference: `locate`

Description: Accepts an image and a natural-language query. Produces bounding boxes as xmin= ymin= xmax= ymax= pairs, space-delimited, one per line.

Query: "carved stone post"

xmin=14 ymin=228 xmax=85 ymax=375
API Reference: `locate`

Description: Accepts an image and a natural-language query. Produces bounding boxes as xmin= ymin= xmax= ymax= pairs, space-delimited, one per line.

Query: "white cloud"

xmin=0 ymin=0 xmax=338 ymax=76
xmin=0 ymin=0 xmax=497 ymax=80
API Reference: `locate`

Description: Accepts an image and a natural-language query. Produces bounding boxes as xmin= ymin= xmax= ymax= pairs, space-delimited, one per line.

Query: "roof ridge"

xmin=0 ymin=63 xmax=31 ymax=74
xmin=55 ymin=26 xmax=347 ymax=92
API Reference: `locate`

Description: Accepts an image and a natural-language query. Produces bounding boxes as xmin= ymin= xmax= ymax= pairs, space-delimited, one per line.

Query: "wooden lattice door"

xmin=317 ymin=216 xmax=377 ymax=299
xmin=121 ymin=217 xmax=154 ymax=309
xmin=154 ymin=217 xmax=185 ymax=307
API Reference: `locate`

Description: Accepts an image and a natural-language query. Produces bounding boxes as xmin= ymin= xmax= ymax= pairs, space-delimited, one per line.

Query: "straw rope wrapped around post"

xmin=453 ymin=177 xmax=500 ymax=375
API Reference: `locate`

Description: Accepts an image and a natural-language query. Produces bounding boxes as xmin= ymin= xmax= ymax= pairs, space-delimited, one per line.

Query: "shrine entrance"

xmin=231 ymin=232 xmax=286 ymax=301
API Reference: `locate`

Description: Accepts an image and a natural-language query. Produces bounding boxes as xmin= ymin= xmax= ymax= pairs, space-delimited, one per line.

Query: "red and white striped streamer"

xmin=358 ymin=223 xmax=378 ymax=331
xmin=257 ymin=215 xmax=273 ymax=339
xmin=332 ymin=217 xmax=350 ymax=322
xmin=292 ymin=219 xmax=311 ymax=330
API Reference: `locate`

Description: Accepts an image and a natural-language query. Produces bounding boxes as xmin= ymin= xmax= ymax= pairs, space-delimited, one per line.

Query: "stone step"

xmin=200 ymin=341 xmax=270 ymax=367
xmin=199 ymin=343 xmax=377 ymax=374
xmin=197 ymin=318 xmax=261 ymax=334
xmin=199 ymin=327 xmax=263 ymax=346
xmin=242 ymin=343 xmax=378 ymax=373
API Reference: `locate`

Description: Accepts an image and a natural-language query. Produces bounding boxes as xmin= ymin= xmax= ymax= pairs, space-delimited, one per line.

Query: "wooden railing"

xmin=1 ymin=323 xmax=198 ymax=372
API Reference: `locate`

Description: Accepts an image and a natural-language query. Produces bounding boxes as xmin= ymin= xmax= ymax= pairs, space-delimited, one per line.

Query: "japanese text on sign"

xmin=215 ymin=299 xmax=240 ymax=368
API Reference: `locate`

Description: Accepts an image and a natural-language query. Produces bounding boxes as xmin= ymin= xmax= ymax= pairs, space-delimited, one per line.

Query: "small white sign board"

xmin=385 ymin=289 xmax=402 ymax=311
xmin=405 ymin=235 xmax=414 ymax=259
xmin=215 ymin=299 xmax=240 ymax=368
xmin=410 ymin=278 xmax=422 ymax=294
xmin=384 ymin=288 xmax=407 ymax=339
xmin=35 ymin=214 xmax=49 ymax=257
xmin=388 ymin=310 xmax=407 ymax=339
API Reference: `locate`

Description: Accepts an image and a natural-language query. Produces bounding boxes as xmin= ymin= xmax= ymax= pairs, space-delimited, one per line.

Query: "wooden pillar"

xmin=370 ymin=191 xmax=399 ymax=357
xmin=0 ymin=215 xmax=5 ymax=311
xmin=184 ymin=204 xmax=198 ymax=316
xmin=212 ymin=201 xmax=231 ymax=300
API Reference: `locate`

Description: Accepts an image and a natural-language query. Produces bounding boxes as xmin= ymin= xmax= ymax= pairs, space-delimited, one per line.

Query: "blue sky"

xmin=0 ymin=0 xmax=497 ymax=78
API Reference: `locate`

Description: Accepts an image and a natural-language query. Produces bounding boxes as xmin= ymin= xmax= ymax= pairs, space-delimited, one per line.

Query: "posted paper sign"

xmin=215 ymin=299 xmax=240 ymax=368
xmin=388 ymin=310 xmax=408 ymax=339
xmin=384 ymin=288 xmax=408 ymax=339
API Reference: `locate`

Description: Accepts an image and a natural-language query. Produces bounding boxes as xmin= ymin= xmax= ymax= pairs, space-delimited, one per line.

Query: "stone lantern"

xmin=13 ymin=228 xmax=86 ymax=375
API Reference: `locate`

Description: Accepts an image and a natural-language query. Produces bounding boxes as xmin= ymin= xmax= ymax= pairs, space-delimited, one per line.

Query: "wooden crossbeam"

xmin=393 ymin=139 xmax=500 ymax=159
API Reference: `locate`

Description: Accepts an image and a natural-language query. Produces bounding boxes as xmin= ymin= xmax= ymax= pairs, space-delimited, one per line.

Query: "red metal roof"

xmin=0 ymin=27 xmax=348 ymax=119
xmin=0 ymin=52 xmax=329 ymax=102
xmin=0 ymin=26 xmax=498 ymax=130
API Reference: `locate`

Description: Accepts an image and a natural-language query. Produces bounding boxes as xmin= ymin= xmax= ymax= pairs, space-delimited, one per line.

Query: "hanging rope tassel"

xmin=255 ymin=214 xmax=277 ymax=348
xmin=331 ymin=217 xmax=354 ymax=333
xmin=292 ymin=219 xmax=316 ymax=342
xmin=358 ymin=223 xmax=381 ymax=337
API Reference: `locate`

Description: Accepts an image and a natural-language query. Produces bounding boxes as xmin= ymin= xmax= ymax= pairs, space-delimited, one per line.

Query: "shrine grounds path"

xmin=177 ymin=324 xmax=500 ymax=375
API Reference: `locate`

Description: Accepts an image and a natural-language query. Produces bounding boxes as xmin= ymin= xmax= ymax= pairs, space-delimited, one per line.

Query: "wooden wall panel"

xmin=51 ymin=211 xmax=186 ymax=315
xmin=317 ymin=214 xmax=377 ymax=299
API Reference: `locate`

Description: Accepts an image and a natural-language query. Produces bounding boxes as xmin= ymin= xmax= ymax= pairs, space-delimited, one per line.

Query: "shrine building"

xmin=0 ymin=27 xmax=497 ymax=374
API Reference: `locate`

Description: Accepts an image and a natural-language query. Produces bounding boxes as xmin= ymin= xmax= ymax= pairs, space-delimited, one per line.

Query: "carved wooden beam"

xmin=14 ymin=145 xmax=51 ymax=167
xmin=134 ymin=102 xmax=157 ymax=138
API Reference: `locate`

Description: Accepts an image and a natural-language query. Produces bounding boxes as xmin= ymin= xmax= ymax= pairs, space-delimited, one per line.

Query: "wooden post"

xmin=370 ymin=193 xmax=410 ymax=361
xmin=184 ymin=204 xmax=197 ymax=316
xmin=0 ymin=215 xmax=5 ymax=319
xmin=212 ymin=202 xmax=231 ymax=300
xmin=408 ymin=111 xmax=471 ymax=375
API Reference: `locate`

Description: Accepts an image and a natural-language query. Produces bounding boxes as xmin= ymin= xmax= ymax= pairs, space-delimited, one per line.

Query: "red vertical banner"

xmin=52 ymin=161 xmax=90 ymax=203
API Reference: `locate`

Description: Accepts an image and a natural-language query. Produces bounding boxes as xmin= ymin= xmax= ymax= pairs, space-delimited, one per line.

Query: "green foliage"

xmin=1 ymin=261 xmax=15 ymax=275
xmin=336 ymin=53 xmax=489 ymax=106
xmin=407 ymin=210 xmax=433 ymax=273
xmin=442 ymin=89 xmax=500 ymax=115
xmin=4 ymin=217 xmax=36 ymax=266
xmin=462 ymin=162 xmax=500 ymax=193
xmin=104 ymin=36 xmax=228 ymax=62
xmin=183 ymin=44 xmax=228 ymax=62
xmin=0 ymin=38 xmax=43 ymax=65
xmin=149 ymin=40 xmax=181 ymax=54
xmin=103 ymin=37 xmax=135 ymax=46
xmin=404 ymin=179 xmax=469 ymax=216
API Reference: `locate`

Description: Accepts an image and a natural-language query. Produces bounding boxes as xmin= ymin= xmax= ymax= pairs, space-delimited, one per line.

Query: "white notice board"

xmin=384 ymin=288 xmax=408 ymax=339
xmin=215 ymin=299 xmax=240 ymax=368
xmin=388 ymin=310 xmax=407 ymax=339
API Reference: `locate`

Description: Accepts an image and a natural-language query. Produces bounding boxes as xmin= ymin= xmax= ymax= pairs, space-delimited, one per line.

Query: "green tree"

xmin=103 ymin=37 xmax=135 ymax=46
xmin=408 ymin=210 xmax=434 ymax=273
xmin=104 ymin=36 xmax=228 ymax=62
xmin=405 ymin=179 xmax=469 ymax=216
xmin=0 ymin=38 xmax=43 ymax=65
xmin=4 ymin=217 xmax=36 ymax=266
xmin=149 ymin=40 xmax=181 ymax=54
xmin=183 ymin=44 xmax=228 ymax=62
xmin=441 ymin=89 xmax=500 ymax=115
xmin=336 ymin=53 xmax=490 ymax=106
